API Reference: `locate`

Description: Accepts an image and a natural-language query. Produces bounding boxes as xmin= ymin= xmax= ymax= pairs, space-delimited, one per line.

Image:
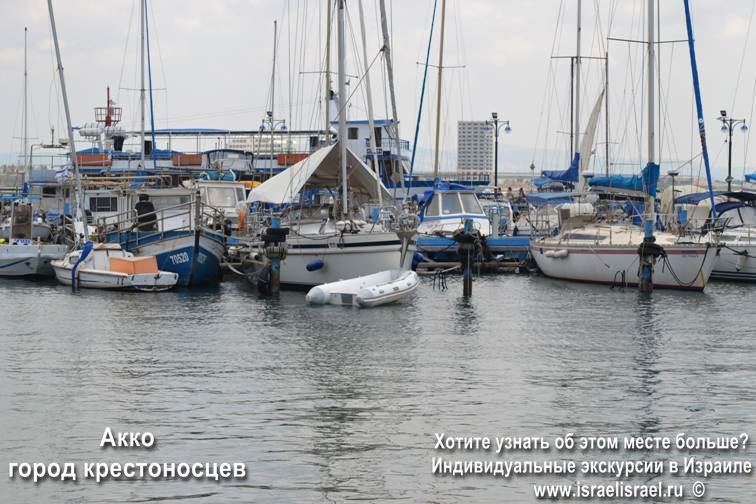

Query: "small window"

xmin=425 ymin=196 xmax=440 ymax=217
xmin=441 ymin=193 xmax=463 ymax=215
xmin=348 ymin=127 xmax=359 ymax=140
xmin=459 ymin=193 xmax=483 ymax=214
xmin=42 ymin=187 xmax=57 ymax=196
xmin=89 ymin=196 xmax=118 ymax=212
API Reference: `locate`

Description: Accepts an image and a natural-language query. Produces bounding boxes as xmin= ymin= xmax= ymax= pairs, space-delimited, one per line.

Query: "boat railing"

xmin=92 ymin=197 xmax=224 ymax=247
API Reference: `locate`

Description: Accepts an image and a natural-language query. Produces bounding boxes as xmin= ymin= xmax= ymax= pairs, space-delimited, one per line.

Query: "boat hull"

xmin=530 ymin=243 xmax=718 ymax=291
xmin=0 ymin=244 xmax=68 ymax=277
xmin=281 ymin=232 xmax=414 ymax=287
xmin=306 ymin=269 xmax=419 ymax=307
xmin=711 ymin=243 xmax=756 ymax=281
xmin=107 ymin=230 xmax=225 ymax=287
xmin=52 ymin=264 xmax=178 ymax=291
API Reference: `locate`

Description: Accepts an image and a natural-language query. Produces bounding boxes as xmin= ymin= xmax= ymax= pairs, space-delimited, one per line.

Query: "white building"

xmin=457 ymin=121 xmax=493 ymax=174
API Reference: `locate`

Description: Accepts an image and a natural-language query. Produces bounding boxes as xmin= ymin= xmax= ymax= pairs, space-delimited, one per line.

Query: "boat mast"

xmin=47 ymin=0 xmax=88 ymax=241
xmin=140 ymin=0 xmax=146 ymax=169
xmin=271 ymin=20 xmax=277 ymax=176
xmin=639 ymin=0 xmax=656 ymax=293
xmin=23 ymin=27 xmax=29 ymax=181
xmin=683 ymin=0 xmax=717 ymax=218
xmin=378 ymin=0 xmax=404 ymax=195
xmin=575 ymin=0 xmax=582 ymax=187
xmin=432 ymin=0 xmax=447 ymax=178
xmin=358 ymin=0 xmax=383 ymax=207
xmin=646 ymin=0 xmax=655 ymax=178
xmin=337 ymin=0 xmax=348 ymax=217
xmin=324 ymin=0 xmax=332 ymax=145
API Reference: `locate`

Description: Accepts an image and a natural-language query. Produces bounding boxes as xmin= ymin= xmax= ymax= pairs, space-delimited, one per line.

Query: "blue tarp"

xmin=589 ymin=162 xmax=660 ymax=197
xmin=525 ymin=191 xmax=583 ymax=208
xmin=540 ymin=153 xmax=580 ymax=185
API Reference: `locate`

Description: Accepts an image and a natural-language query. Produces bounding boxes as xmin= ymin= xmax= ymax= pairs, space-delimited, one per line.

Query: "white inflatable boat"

xmin=306 ymin=269 xmax=419 ymax=308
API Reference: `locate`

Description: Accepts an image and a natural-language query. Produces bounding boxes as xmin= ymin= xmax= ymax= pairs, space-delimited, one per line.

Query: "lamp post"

xmin=489 ymin=112 xmax=511 ymax=197
xmin=262 ymin=111 xmax=287 ymax=176
xmin=718 ymin=110 xmax=747 ymax=191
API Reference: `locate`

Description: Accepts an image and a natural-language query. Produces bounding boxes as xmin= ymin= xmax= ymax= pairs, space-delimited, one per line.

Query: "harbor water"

xmin=1 ymin=275 xmax=755 ymax=502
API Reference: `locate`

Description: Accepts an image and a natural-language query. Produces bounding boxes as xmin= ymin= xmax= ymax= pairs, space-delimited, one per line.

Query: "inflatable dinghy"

xmin=306 ymin=269 xmax=419 ymax=307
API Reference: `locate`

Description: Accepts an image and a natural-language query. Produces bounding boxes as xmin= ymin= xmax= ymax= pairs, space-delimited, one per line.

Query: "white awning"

xmin=248 ymin=142 xmax=391 ymax=204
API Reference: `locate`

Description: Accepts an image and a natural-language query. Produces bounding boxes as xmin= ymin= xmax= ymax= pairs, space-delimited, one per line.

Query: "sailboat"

xmin=530 ymin=0 xmax=719 ymax=291
xmin=246 ymin=0 xmax=414 ymax=288
xmin=0 ymin=27 xmax=68 ymax=277
xmin=0 ymin=200 xmax=67 ymax=277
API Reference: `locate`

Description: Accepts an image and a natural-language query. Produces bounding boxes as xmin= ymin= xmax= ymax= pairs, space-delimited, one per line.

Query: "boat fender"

xmin=736 ymin=251 xmax=748 ymax=271
xmin=305 ymin=286 xmax=327 ymax=305
xmin=411 ymin=252 xmax=427 ymax=270
xmin=306 ymin=259 xmax=325 ymax=272
xmin=553 ymin=249 xmax=568 ymax=258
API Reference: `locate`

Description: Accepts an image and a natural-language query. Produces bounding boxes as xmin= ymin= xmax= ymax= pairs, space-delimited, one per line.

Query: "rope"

xmin=660 ymin=244 xmax=711 ymax=288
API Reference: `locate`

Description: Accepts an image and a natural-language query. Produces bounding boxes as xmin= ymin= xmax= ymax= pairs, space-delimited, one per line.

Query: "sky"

xmin=2 ymin=0 xmax=756 ymax=182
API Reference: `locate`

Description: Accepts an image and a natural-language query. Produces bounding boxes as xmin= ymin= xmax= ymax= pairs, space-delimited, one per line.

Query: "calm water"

xmin=1 ymin=274 xmax=755 ymax=503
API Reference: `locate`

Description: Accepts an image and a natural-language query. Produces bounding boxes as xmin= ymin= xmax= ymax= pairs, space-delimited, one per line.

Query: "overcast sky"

xmin=2 ymin=0 xmax=756 ymax=181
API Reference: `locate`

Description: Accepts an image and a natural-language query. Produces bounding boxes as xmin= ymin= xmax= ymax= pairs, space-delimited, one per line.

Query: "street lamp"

xmin=718 ymin=110 xmax=748 ymax=191
xmin=489 ymin=112 xmax=511 ymax=197
xmin=262 ymin=111 xmax=287 ymax=176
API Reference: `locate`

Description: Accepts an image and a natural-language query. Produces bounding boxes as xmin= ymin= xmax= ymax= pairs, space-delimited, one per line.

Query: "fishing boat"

xmin=52 ymin=242 xmax=178 ymax=291
xmin=531 ymin=0 xmax=719 ymax=292
xmin=306 ymin=269 xmax=419 ymax=307
xmin=101 ymin=191 xmax=226 ymax=287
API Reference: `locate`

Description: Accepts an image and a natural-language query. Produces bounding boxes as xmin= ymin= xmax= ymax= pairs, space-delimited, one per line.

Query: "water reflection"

xmin=1 ymin=277 xmax=755 ymax=502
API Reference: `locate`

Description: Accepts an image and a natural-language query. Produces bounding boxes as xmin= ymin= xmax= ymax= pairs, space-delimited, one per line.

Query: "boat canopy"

xmin=674 ymin=190 xmax=756 ymax=205
xmin=525 ymin=191 xmax=590 ymax=207
xmin=248 ymin=142 xmax=391 ymax=204
xmin=412 ymin=181 xmax=471 ymax=208
xmin=588 ymin=162 xmax=660 ymax=197
xmin=746 ymin=173 xmax=756 ymax=183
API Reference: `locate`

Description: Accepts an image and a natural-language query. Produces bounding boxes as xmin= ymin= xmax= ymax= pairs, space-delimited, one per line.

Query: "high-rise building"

xmin=457 ymin=121 xmax=493 ymax=174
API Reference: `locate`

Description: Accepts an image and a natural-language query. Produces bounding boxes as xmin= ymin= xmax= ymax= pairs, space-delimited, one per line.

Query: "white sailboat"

xmin=0 ymin=28 xmax=67 ymax=277
xmin=530 ymin=0 xmax=718 ymax=292
xmin=248 ymin=143 xmax=414 ymax=287
xmin=247 ymin=0 xmax=414 ymax=288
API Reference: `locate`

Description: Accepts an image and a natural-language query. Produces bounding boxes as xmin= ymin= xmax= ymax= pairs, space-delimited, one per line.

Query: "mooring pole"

xmin=269 ymin=215 xmax=281 ymax=298
xmin=462 ymin=218 xmax=474 ymax=297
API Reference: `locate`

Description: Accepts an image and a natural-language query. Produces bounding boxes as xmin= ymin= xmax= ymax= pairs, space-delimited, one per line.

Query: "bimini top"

xmin=675 ymin=191 xmax=756 ymax=205
xmin=248 ymin=142 xmax=391 ymax=204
